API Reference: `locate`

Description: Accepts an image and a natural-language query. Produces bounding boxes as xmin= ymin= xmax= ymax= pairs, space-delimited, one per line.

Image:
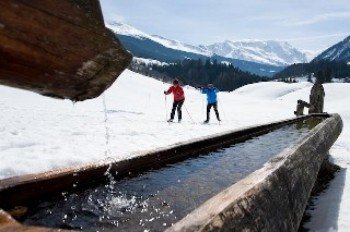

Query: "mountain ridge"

xmin=204 ymin=40 xmax=308 ymax=66
xmin=116 ymin=33 xmax=284 ymax=77
xmin=312 ymin=35 xmax=350 ymax=63
xmin=107 ymin=22 xmax=211 ymax=56
xmin=107 ymin=22 xmax=308 ymax=66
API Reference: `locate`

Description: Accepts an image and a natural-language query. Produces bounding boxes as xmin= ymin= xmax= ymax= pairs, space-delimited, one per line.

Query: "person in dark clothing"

xmin=164 ymin=79 xmax=185 ymax=122
xmin=200 ymin=84 xmax=221 ymax=123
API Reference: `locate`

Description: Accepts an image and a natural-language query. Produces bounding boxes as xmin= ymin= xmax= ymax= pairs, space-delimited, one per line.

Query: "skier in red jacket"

xmin=164 ymin=79 xmax=185 ymax=122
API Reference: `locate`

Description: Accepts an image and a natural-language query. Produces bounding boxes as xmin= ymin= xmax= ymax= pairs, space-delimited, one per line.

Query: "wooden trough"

xmin=0 ymin=0 xmax=132 ymax=101
xmin=0 ymin=114 xmax=342 ymax=231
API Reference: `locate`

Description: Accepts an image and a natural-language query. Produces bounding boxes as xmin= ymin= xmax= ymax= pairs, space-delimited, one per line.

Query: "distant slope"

xmin=117 ymin=34 xmax=207 ymax=62
xmin=312 ymin=35 xmax=350 ymax=62
xmin=108 ymin=22 xmax=211 ymax=56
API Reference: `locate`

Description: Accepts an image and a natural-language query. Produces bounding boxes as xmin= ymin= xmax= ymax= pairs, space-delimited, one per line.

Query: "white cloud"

xmin=285 ymin=11 xmax=350 ymax=26
xmin=283 ymin=33 xmax=349 ymax=42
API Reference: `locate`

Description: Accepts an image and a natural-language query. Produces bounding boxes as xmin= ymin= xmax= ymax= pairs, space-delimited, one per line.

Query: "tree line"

xmin=130 ymin=59 xmax=268 ymax=91
xmin=274 ymin=60 xmax=350 ymax=83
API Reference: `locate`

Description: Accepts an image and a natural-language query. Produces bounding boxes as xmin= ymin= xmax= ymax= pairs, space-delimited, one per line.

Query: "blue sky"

xmin=100 ymin=0 xmax=350 ymax=52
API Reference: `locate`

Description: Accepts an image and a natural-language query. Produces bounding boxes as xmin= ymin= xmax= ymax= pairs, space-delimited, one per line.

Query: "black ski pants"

xmin=170 ymin=99 xmax=184 ymax=120
xmin=207 ymin=102 xmax=220 ymax=121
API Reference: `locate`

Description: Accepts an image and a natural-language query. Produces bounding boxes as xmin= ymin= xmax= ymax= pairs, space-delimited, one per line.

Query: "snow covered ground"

xmin=0 ymin=69 xmax=349 ymax=230
xmin=132 ymin=57 xmax=169 ymax=66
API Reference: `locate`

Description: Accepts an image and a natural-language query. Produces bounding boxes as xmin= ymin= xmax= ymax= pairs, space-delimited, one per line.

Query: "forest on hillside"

xmin=130 ymin=59 xmax=268 ymax=91
xmin=274 ymin=60 xmax=350 ymax=82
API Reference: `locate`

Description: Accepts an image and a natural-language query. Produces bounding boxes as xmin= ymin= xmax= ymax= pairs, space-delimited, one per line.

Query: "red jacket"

xmin=165 ymin=85 xmax=185 ymax=101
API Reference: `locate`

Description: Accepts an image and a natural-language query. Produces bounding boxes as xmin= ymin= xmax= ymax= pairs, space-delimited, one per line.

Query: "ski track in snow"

xmin=0 ymin=69 xmax=349 ymax=230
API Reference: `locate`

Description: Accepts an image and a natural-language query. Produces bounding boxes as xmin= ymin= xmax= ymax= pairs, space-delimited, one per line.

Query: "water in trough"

xmin=22 ymin=118 xmax=322 ymax=231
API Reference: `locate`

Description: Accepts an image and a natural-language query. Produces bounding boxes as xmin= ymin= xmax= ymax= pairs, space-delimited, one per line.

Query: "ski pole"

xmin=202 ymin=97 xmax=205 ymax=114
xmin=184 ymin=104 xmax=195 ymax=123
xmin=164 ymin=94 xmax=168 ymax=121
xmin=218 ymin=99 xmax=227 ymax=121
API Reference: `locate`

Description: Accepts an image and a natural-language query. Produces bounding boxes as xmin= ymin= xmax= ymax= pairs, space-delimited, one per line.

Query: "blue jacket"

xmin=201 ymin=87 xmax=219 ymax=104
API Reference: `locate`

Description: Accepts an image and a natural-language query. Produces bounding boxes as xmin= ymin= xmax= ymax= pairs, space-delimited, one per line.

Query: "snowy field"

xmin=0 ymin=69 xmax=349 ymax=231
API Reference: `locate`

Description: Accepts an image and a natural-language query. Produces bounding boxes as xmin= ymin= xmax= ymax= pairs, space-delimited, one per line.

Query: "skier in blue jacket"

xmin=200 ymin=84 xmax=221 ymax=123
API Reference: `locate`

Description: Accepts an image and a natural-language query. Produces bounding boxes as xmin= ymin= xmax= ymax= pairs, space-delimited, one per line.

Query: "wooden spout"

xmin=0 ymin=0 xmax=132 ymax=101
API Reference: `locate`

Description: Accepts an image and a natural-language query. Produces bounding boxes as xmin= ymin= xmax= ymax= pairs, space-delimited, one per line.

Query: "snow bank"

xmin=234 ymin=81 xmax=311 ymax=100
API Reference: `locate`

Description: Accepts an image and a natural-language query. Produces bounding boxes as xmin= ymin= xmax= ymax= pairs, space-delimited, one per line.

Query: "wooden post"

xmin=294 ymin=100 xmax=310 ymax=116
xmin=309 ymin=83 xmax=325 ymax=114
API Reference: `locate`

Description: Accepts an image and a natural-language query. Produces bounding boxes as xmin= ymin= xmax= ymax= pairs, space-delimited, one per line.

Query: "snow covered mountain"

xmin=204 ymin=40 xmax=307 ymax=66
xmin=107 ymin=22 xmax=310 ymax=76
xmin=312 ymin=35 xmax=350 ymax=62
xmin=108 ymin=22 xmax=307 ymax=66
